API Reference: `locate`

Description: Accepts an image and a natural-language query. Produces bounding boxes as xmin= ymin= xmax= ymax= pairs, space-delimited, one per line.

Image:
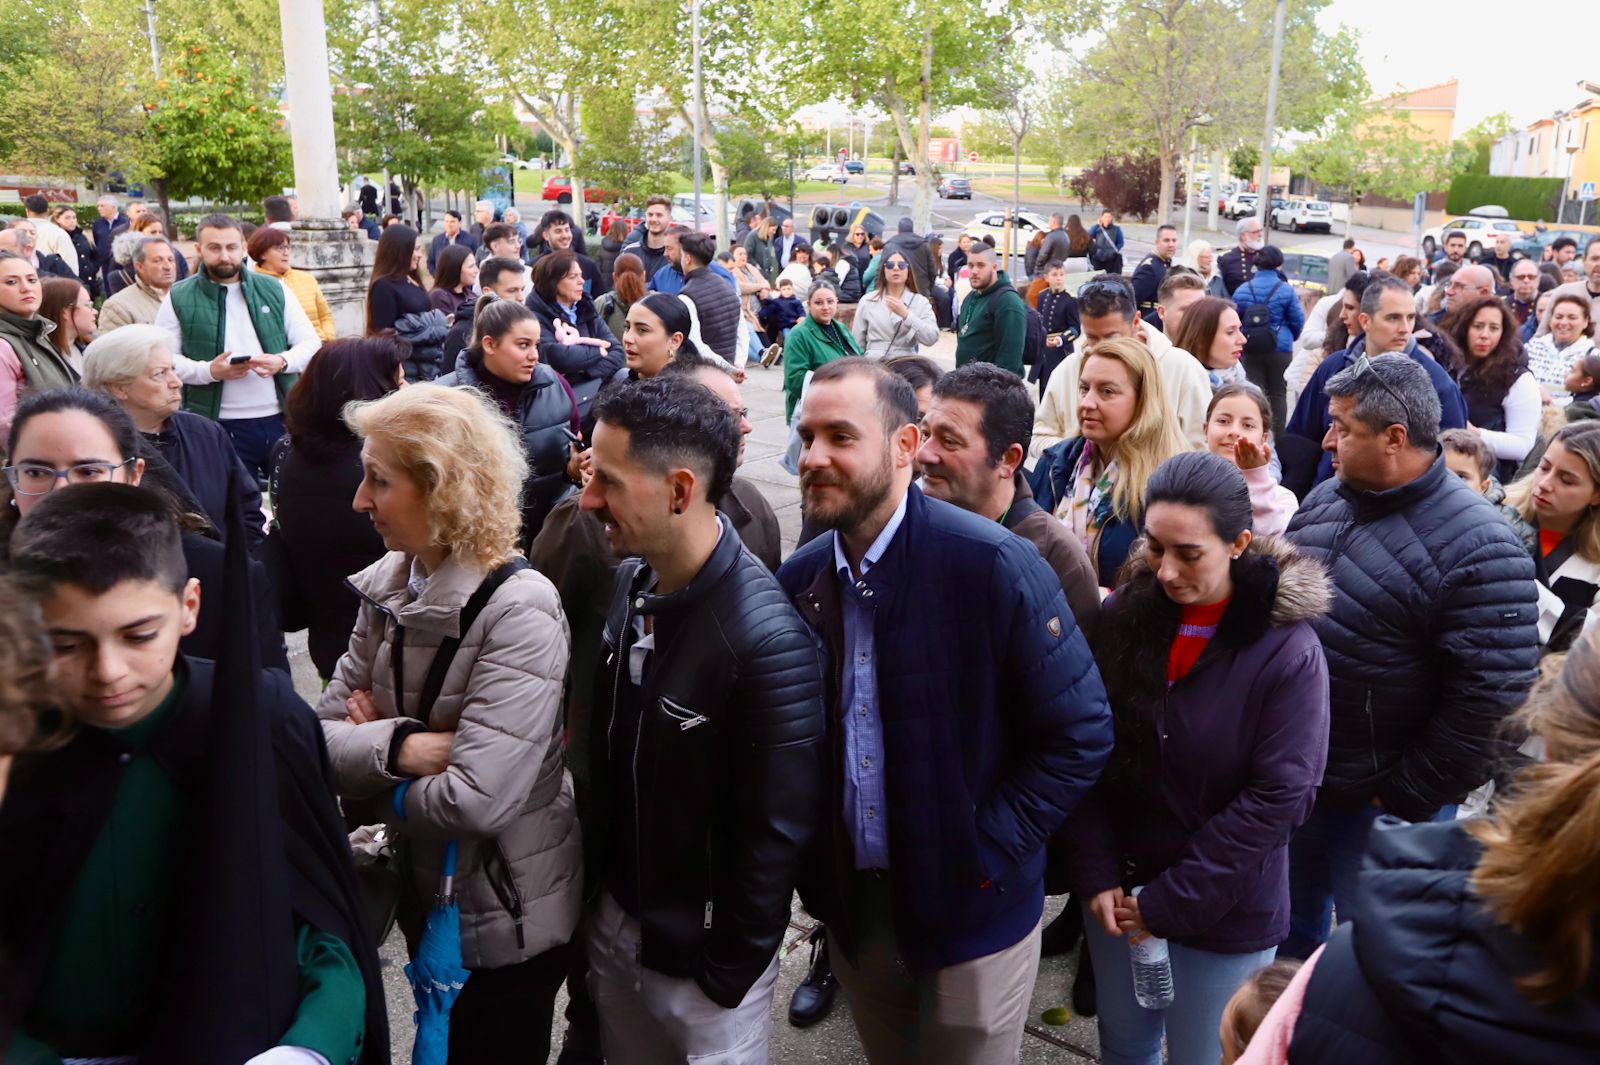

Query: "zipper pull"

xmin=704 ymin=900 xmax=714 ymax=929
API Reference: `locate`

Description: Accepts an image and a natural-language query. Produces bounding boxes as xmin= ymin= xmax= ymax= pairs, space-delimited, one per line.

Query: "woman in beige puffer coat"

xmin=316 ymin=383 xmax=580 ymax=1060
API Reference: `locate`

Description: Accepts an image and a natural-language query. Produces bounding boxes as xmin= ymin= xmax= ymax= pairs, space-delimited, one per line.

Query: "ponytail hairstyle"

xmin=465 ymin=293 xmax=538 ymax=371
xmin=1143 ymin=450 xmax=1254 ymax=542
xmin=636 ymin=292 xmax=700 ymax=358
xmin=1470 ymin=627 xmax=1600 ymax=1002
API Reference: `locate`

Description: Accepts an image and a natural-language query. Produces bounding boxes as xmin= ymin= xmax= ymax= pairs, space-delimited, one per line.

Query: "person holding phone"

xmin=154 ymin=213 xmax=320 ymax=486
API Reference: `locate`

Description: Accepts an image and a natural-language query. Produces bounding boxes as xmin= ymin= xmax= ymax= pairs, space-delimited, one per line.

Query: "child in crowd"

xmin=1219 ymin=958 xmax=1305 ymax=1064
xmin=1565 ymin=351 xmax=1600 ymax=409
xmin=757 ymin=277 xmax=806 ymax=361
xmin=1204 ymin=382 xmax=1297 ymax=535
xmin=0 ymin=484 xmax=383 ymax=1063
xmin=1441 ymin=427 xmax=1501 ymax=501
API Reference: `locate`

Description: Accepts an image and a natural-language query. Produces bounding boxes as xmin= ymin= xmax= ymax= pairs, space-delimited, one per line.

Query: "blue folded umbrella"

xmin=401 ymin=800 xmax=470 ymax=1064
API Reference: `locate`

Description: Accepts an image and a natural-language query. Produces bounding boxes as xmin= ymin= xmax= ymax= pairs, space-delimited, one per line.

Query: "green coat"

xmin=166 ymin=268 xmax=294 ymax=421
xmin=0 ymin=310 xmax=76 ymax=398
xmin=955 ymin=270 xmax=1027 ymax=375
xmin=783 ymin=316 xmax=861 ymax=422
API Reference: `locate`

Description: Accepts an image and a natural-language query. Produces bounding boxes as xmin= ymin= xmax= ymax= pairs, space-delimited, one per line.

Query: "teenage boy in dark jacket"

xmin=778 ymin=357 xmax=1111 ymax=1062
xmin=0 ymin=485 xmax=385 ymax=1064
xmin=581 ymin=377 xmax=825 ymax=1063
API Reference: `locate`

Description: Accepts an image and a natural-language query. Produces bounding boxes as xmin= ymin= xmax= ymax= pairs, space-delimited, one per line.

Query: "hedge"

xmin=1446 ymin=175 xmax=1565 ymax=221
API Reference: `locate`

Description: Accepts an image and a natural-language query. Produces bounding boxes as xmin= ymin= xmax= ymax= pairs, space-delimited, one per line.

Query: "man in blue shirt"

xmin=778 ymin=357 xmax=1111 ymax=1063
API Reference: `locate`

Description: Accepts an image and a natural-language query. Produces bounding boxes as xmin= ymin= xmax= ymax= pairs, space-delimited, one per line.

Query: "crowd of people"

xmin=1 ymin=187 xmax=1599 ymax=1065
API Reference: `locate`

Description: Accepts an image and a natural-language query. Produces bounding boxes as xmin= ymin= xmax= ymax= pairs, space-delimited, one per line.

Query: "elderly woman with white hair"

xmin=82 ymin=323 xmax=266 ymax=549
xmin=1178 ymin=239 xmax=1228 ymax=298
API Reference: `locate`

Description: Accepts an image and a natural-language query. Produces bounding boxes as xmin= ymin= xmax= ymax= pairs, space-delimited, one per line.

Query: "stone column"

xmin=279 ymin=0 xmax=370 ymax=337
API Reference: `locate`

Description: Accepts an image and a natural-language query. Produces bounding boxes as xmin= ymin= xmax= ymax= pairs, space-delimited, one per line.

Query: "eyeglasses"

xmin=1349 ymin=354 xmax=1413 ymax=423
xmin=884 ymin=260 xmax=909 ymax=270
xmin=3 ymin=458 xmax=135 ymax=495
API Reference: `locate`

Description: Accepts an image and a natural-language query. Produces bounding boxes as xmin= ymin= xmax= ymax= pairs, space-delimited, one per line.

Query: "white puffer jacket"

xmin=318 ymin=550 xmax=581 ymax=970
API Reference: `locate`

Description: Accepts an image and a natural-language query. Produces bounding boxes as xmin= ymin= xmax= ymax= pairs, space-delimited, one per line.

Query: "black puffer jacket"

xmin=437 ymin=358 xmax=579 ymax=543
xmin=1285 ymin=456 xmax=1538 ymax=821
xmin=1289 ymin=819 xmax=1600 ymax=1065
xmin=679 ymin=266 xmax=743 ymax=364
xmin=392 ymin=309 xmax=450 ymax=382
xmin=591 ymin=517 xmax=825 ymax=1009
xmin=524 ymin=289 xmax=624 ymax=387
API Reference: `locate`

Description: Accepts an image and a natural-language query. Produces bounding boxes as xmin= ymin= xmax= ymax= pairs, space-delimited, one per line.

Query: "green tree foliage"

xmin=1034 ymin=0 xmax=1365 ymax=223
xmin=1286 ymin=103 xmax=1454 ymax=235
xmin=1451 ymin=112 xmax=1515 ymax=176
xmin=576 ymin=85 xmax=675 ymax=201
xmin=0 ymin=0 xmax=55 ymax=160
xmin=0 ymin=22 xmax=151 ymax=187
xmin=144 ymin=35 xmax=292 ymax=202
xmin=1229 ymin=145 xmax=1259 ymax=182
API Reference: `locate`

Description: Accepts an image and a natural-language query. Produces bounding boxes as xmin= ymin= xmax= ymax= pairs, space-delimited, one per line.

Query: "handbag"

xmin=349 ymin=557 xmax=532 ymax=944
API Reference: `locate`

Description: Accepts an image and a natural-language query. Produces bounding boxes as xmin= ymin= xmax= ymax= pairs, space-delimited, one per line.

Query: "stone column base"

xmin=289 ymin=218 xmax=373 ymax=338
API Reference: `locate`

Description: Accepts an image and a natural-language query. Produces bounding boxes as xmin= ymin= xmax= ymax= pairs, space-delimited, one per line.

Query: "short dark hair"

xmin=445 ymin=209 xmax=463 ymax=222
xmin=1079 ymin=276 xmax=1137 ymax=322
xmin=1587 ymin=236 xmax=1600 ymax=257
xmin=12 ymin=483 xmax=187 ymax=595
xmin=593 ymin=376 xmax=739 ymax=506
xmin=483 ymin=222 xmax=517 ymax=247
xmin=678 ymin=232 xmax=715 ymax=268
xmin=532 ymin=250 xmax=579 ymax=303
xmin=1254 ymin=244 xmax=1285 ymax=270
xmin=645 ymin=194 xmax=672 ymax=211
xmin=1360 ymin=272 xmax=1411 ymax=316
xmin=285 ymin=337 xmax=408 ymax=459
xmin=1342 ymin=238 xmax=1356 ymax=250
xmin=1324 ymin=352 xmax=1441 ymax=450
xmin=882 ymin=354 xmax=943 ymax=396
xmin=1439 ymin=428 xmax=1494 ymax=481
xmin=1343 ymin=269 xmax=1371 ymax=299
xmin=1551 ymin=236 xmax=1578 ymax=254
xmin=1156 ymin=224 xmax=1177 ymax=238
xmin=22 ymin=194 xmax=47 ymax=215
xmin=195 ymin=212 xmax=242 ymax=239
xmin=262 ymin=195 xmax=293 ymax=223
xmin=1145 ymin=450 xmax=1253 ymax=541
xmin=478 ymin=256 xmax=525 ymax=290
xmin=932 ymin=362 xmax=1034 ymax=463
xmin=1444 ymin=230 xmax=1467 ymax=244
xmin=808 ymin=357 xmax=918 ymax=437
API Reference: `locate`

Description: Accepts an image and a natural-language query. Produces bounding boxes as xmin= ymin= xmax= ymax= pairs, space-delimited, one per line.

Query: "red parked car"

xmin=541 ymin=177 xmax=618 ymax=204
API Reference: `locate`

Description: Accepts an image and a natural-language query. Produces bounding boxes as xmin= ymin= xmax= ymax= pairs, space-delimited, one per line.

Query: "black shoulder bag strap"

xmin=392 ymin=556 xmax=531 ymax=723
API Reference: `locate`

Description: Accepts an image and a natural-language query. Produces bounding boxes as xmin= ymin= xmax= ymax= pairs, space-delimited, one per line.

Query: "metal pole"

xmin=1181 ymin=126 xmax=1197 ymax=250
xmin=691 ymin=0 xmax=703 ymax=227
xmin=143 ymin=0 xmax=161 ymax=76
xmin=1254 ymin=0 xmax=1287 ymax=230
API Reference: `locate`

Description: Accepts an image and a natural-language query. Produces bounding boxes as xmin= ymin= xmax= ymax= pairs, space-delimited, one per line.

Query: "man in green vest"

xmin=155 ymin=213 xmax=320 ymax=484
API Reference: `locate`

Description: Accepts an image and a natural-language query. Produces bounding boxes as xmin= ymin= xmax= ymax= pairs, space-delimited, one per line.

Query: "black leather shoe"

xmin=1071 ymin=945 xmax=1097 ymax=1019
xmin=1040 ymin=903 xmax=1083 ymax=957
xmin=788 ymin=926 xmax=839 ymax=1028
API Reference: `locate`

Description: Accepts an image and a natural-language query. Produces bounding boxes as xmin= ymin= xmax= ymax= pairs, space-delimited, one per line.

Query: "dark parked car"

xmin=1511 ymin=227 xmax=1598 ymax=262
xmin=898 ymin=161 xmax=916 ymax=175
xmin=938 ymin=177 xmax=972 ymax=200
xmin=844 ymin=160 xmax=865 ymax=175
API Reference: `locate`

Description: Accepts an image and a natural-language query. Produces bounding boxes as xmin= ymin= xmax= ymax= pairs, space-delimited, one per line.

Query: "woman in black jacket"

xmin=524 ymin=250 xmax=623 ymax=401
xmin=440 ymin=295 xmax=582 ymax=545
xmin=366 ymin=224 xmax=432 ymax=334
xmin=1285 ymin=629 xmax=1600 ymax=1065
xmin=267 ymin=337 xmax=405 ymax=679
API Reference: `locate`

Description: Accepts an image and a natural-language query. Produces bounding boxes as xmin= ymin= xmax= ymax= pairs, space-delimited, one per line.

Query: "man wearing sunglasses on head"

xmin=1282 ymin=273 xmax=1467 ymax=495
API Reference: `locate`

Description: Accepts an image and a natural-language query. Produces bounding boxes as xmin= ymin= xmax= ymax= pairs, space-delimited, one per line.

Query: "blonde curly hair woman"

xmin=316 ymin=383 xmax=582 ymax=1060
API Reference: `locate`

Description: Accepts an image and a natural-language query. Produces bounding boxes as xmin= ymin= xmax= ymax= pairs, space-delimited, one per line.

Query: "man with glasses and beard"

xmin=777 ymin=357 xmax=1111 ymax=1064
xmin=154 ymin=213 xmax=320 ymax=484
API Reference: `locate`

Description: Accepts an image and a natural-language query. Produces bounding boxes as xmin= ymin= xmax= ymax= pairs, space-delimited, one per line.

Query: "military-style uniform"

xmin=1131 ymin=253 xmax=1170 ymax=329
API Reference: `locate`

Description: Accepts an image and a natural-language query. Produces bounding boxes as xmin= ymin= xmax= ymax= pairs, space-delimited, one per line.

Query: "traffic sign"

xmin=1581 ymin=181 xmax=1596 ymax=202
xmin=968 ymin=151 xmax=979 ymax=163
xmin=837 ymin=148 xmax=847 ymax=160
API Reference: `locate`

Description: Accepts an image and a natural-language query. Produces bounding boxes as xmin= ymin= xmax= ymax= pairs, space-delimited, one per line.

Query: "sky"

xmin=1320 ymin=0 xmax=1600 ymax=132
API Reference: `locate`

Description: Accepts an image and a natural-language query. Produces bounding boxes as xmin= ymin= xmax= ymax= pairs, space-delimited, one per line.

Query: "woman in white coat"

xmin=851 ymin=247 xmax=940 ymax=358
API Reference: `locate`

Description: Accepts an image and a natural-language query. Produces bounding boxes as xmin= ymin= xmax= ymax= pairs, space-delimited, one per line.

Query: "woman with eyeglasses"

xmin=81 ymin=324 xmax=266 ymax=553
xmin=783 ymin=281 xmax=861 ymax=423
xmin=851 ymin=249 xmax=938 ymax=359
xmin=841 ymin=225 xmax=873 ymax=276
xmin=1 ymin=387 xmax=287 ymax=669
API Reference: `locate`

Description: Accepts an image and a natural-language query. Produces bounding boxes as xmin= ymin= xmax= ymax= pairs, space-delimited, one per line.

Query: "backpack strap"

xmin=397 ymin=557 xmax=531 ymax=724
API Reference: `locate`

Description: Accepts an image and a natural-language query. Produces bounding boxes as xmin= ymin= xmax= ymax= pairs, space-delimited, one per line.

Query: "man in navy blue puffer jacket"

xmin=778 ymin=357 xmax=1111 ymax=1062
xmin=1282 ymin=352 xmax=1537 ymax=959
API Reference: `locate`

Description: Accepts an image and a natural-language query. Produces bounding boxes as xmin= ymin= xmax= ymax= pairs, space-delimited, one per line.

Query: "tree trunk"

xmin=1012 ymin=135 xmax=1022 ymax=215
xmin=1157 ymin=150 xmax=1176 ymax=225
xmin=890 ymin=141 xmax=901 ymax=206
xmin=1345 ymin=182 xmax=1356 ymax=238
xmin=915 ymin=15 xmax=934 ymax=234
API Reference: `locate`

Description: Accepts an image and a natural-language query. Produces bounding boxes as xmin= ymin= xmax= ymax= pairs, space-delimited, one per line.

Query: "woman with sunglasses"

xmin=851 ymin=249 xmax=938 ymax=358
xmin=840 ymin=224 xmax=873 ymax=275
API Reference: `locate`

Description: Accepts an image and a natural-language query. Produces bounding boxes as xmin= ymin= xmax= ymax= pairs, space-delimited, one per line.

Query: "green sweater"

xmin=783 ymin=316 xmax=862 ymax=422
xmin=12 ymin=672 xmax=365 ymax=1065
xmin=955 ymin=271 xmax=1028 ymax=375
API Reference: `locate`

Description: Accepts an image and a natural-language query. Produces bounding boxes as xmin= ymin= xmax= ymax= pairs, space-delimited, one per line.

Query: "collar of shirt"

xmin=833 ymin=490 xmax=908 ymax=582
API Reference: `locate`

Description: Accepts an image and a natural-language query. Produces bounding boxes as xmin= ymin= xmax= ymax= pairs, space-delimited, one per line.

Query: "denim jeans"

xmin=1081 ymin=907 xmax=1275 ymax=1065
xmin=1283 ymin=802 xmax=1457 ymax=959
xmin=221 ymin=413 xmax=285 ymax=488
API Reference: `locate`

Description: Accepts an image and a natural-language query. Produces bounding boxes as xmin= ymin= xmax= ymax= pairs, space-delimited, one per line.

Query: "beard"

xmin=206 ymin=260 xmax=241 ymax=280
xmin=801 ymin=449 xmax=896 ymax=533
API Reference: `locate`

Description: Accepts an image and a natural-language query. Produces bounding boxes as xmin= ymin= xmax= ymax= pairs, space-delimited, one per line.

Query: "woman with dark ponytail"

xmin=438 ymin=294 xmax=580 ymax=543
xmin=1067 ymin=450 xmax=1331 ymax=1065
xmin=1278 ymin=629 xmax=1600 ymax=1063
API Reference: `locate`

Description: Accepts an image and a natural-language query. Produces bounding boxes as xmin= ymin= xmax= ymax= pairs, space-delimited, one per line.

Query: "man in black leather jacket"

xmin=580 ymin=376 xmax=826 ymax=1063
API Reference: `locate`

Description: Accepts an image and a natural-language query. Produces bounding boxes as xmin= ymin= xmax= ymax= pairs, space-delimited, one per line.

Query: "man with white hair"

xmin=471 ymin=199 xmax=496 ymax=240
xmin=99 ymin=237 xmax=180 ymax=331
xmin=0 ymin=221 xmax=74 ymax=279
xmin=1218 ymin=215 xmax=1265 ymax=296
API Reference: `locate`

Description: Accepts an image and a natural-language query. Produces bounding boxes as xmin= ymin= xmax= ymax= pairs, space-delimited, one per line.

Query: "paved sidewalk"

xmin=287 ymin=328 xmax=1104 ymax=1062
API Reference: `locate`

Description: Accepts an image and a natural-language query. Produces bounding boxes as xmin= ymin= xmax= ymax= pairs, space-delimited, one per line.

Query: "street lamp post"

xmin=691 ymin=0 xmax=703 ymax=227
xmin=1254 ymin=0 xmax=1287 ymax=231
